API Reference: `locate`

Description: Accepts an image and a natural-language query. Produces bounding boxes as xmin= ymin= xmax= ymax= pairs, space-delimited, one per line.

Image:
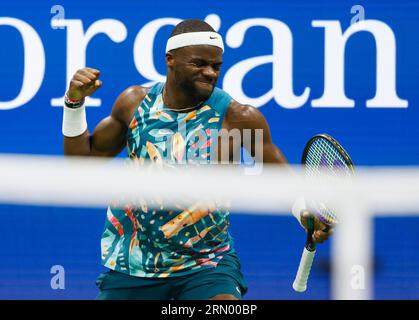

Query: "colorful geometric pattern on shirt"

xmin=100 ymin=82 xmax=234 ymax=278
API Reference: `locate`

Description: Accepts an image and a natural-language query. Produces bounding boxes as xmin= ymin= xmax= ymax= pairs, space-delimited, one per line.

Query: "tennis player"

xmin=62 ymin=19 xmax=332 ymax=300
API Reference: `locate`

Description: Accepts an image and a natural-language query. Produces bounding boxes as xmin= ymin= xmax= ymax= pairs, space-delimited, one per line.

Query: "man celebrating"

xmin=62 ymin=19 xmax=332 ymax=300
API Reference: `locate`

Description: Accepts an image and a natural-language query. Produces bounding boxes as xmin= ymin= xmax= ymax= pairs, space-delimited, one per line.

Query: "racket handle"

xmin=292 ymin=247 xmax=316 ymax=292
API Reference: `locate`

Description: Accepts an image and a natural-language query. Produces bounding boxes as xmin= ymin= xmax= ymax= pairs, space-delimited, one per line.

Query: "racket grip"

xmin=292 ymin=247 xmax=316 ymax=292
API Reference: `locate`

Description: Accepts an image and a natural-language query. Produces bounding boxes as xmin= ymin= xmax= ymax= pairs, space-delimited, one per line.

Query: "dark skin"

xmin=64 ymin=45 xmax=332 ymax=300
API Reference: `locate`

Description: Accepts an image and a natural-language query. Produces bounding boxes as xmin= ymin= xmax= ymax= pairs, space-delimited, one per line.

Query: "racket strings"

xmin=306 ymin=139 xmax=352 ymax=177
xmin=304 ymin=139 xmax=352 ymax=225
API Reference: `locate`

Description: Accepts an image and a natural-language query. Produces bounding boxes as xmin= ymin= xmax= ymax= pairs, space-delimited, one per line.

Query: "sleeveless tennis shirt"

xmin=100 ymin=82 xmax=235 ymax=278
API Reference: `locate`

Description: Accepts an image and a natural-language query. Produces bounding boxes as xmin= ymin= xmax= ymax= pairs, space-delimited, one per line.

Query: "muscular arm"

xmin=225 ymin=101 xmax=288 ymax=164
xmin=64 ymin=85 xmax=147 ymax=157
xmin=226 ymin=101 xmax=333 ymax=242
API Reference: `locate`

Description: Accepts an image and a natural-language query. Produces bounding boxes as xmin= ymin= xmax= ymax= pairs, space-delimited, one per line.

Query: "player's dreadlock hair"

xmin=170 ymin=19 xmax=215 ymax=37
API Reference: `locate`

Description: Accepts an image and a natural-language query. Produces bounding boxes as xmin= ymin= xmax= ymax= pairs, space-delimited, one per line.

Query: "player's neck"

xmin=163 ymin=80 xmax=203 ymax=111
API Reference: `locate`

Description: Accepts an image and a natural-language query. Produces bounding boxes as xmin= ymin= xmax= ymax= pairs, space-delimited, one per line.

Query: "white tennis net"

xmin=1 ymin=154 xmax=419 ymax=300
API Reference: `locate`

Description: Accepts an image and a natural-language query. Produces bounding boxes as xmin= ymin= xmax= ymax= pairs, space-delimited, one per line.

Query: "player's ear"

xmin=166 ymin=52 xmax=175 ymax=68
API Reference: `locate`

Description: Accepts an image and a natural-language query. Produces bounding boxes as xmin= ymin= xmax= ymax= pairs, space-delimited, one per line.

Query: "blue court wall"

xmin=0 ymin=0 xmax=419 ymax=299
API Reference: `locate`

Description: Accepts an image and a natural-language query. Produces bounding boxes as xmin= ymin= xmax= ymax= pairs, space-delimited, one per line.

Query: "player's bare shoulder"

xmin=224 ymin=100 xmax=267 ymax=131
xmin=111 ymin=85 xmax=150 ymax=127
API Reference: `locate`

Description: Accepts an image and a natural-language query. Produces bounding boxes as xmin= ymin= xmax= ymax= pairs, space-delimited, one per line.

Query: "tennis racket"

xmin=292 ymin=133 xmax=355 ymax=292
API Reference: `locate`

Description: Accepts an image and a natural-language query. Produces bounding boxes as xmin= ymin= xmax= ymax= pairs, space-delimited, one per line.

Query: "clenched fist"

xmin=66 ymin=67 xmax=102 ymax=101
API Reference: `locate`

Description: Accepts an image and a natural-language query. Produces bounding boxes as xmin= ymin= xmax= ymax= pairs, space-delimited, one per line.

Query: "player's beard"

xmin=178 ymin=75 xmax=215 ymax=103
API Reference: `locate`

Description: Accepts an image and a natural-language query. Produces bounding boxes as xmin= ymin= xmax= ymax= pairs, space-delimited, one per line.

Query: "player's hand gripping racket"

xmin=292 ymin=134 xmax=355 ymax=292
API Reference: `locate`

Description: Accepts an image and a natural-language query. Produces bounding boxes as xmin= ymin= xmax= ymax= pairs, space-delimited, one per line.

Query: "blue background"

xmin=0 ymin=0 xmax=418 ymax=299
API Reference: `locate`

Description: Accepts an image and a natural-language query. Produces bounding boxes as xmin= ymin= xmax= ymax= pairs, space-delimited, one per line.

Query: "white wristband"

xmin=62 ymin=104 xmax=87 ymax=137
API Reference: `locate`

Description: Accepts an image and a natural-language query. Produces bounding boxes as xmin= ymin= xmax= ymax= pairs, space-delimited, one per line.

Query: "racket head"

xmin=302 ymin=134 xmax=355 ymax=226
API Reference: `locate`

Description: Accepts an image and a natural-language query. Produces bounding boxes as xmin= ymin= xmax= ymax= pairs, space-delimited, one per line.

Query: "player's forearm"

xmin=64 ymin=131 xmax=125 ymax=157
xmin=252 ymin=141 xmax=289 ymax=165
xmin=63 ymin=131 xmax=94 ymax=156
xmin=262 ymin=143 xmax=288 ymax=164
xmin=260 ymin=142 xmax=304 ymax=226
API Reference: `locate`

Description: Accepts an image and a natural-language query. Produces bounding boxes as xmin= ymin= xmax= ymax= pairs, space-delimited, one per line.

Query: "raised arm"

xmin=62 ymin=67 xmax=147 ymax=157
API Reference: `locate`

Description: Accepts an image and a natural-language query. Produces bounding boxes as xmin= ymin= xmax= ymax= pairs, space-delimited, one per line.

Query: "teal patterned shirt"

xmin=100 ymin=82 xmax=235 ymax=278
